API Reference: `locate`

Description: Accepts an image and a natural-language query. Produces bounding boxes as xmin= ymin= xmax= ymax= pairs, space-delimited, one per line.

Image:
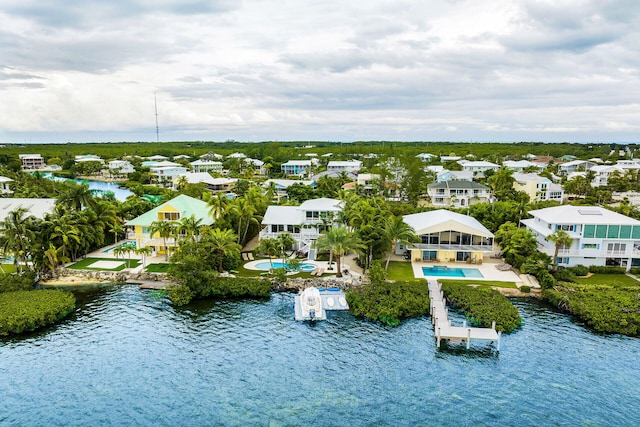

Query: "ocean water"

xmin=1 ymin=286 xmax=638 ymax=426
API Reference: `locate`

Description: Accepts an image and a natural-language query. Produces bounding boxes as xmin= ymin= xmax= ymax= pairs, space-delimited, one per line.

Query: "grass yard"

xmin=438 ymin=279 xmax=518 ymax=289
xmin=235 ymin=262 xmax=320 ymax=279
xmin=0 ymin=264 xmax=17 ymax=274
xmin=574 ymin=273 xmax=640 ymax=287
xmin=386 ymin=261 xmax=417 ymax=281
xmin=145 ymin=263 xmax=171 ymax=273
xmin=67 ymin=257 xmax=140 ymax=271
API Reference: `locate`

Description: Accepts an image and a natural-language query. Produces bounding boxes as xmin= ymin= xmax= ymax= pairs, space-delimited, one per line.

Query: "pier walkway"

xmin=428 ymin=280 xmax=501 ymax=350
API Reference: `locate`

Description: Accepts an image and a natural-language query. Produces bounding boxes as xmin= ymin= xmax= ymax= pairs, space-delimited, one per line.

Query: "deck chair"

xmin=316 ymin=268 xmax=325 ymax=276
xmin=247 ymin=253 xmax=254 ymax=261
xmin=242 ymin=253 xmax=249 ymax=261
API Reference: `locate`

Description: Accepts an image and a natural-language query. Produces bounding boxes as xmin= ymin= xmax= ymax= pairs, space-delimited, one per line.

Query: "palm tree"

xmin=135 ymin=246 xmax=153 ymax=268
xmin=276 ymin=233 xmax=296 ymax=268
xmin=175 ymin=175 xmax=189 ymax=190
xmin=383 ymin=215 xmax=418 ymax=270
xmin=178 ymin=215 xmax=203 ymax=242
xmin=57 ymin=182 xmax=97 ymax=211
xmin=546 ymin=229 xmax=573 ymax=267
xmin=109 ymin=221 xmax=124 ymax=244
xmin=206 ymin=228 xmax=241 ymax=272
xmin=256 ymin=237 xmax=279 ymax=271
xmin=231 ymin=198 xmax=257 ymax=245
xmin=0 ymin=208 xmax=35 ymax=271
xmin=149 ymin=220 xmax=177 ymax=261
xmin=50 ymin=218 xmax=81 ymax=260
xmin=43 ymin=243 xmax=69 ymax=278
xmin=314 ymin=226 xmax=365 ymax=278
xmin=207 ymin=192 xmax=229 ymax=222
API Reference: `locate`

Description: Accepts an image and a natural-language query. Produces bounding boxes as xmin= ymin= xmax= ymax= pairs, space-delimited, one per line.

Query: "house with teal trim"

xmin=125 ymin=195 xmax=213 ymax=257
xmin=522 ymin=205 xmax=640 ymax=269
xmin=281 ymin=160 xmax=313 ymax=177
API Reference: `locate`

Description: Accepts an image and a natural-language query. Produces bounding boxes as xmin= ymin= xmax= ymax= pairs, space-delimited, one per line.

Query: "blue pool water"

xmin=1 ymin=286 xmax=638 ymax=425
xmin=103 ymin=241 xmax=137 ymax=253
xmin=254 ymin=261 xmax=316 ymax=272
xmin=41 ymin=173 xmax=134 ymax=201
xmin=422 ymin=266 xmax=484 ymax=278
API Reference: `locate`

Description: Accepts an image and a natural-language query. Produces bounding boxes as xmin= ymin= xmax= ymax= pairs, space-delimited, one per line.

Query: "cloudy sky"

xmin=0 ymin=0 xmax=638 ymax=143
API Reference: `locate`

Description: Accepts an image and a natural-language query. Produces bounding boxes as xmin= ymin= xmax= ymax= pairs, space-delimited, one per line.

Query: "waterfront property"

xmin=259 ymin=198 xmax=344 ymax=258
xmin=124 ymin=194 xmax=213 ymax=257
xmin=521 ymin=205 xmax=640 ymax=269
xmin=19 ymin=154 xmax=45 ymax=171
xmin=422 ymin=266 xmax=483 ymax=278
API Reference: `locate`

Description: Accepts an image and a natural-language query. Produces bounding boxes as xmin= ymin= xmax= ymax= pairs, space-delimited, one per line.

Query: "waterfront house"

xmin=521 ymin=205 xmax=640 ymax=269
xmin=558 ymin=160 xmax=595 ymax=176
xmin=281 ymin=160 xmax=313 ymax=177
xmin=190 ymin=159 xmax=224 ymax=173
xmin=400 ymin=210 xmax=495 ymax=263
xmin=19 ymin=154 xmax=45 ymax=171
xmin=175 ymin=173 xmax=237 ymax=193
xmin=108 ymin=160 xmax=135 ymax=175
xmin=260 ymin=198 xmax=343 ymax=258
xmin=427 ymin=181 xmax=492 ymax=208
xmin=125 ymin=194 xmax=213 ymax=257
xmin=512 ymin=173 xmax=564 ymax=202
xmin=0 ymin=177 xmax=13 ymax=194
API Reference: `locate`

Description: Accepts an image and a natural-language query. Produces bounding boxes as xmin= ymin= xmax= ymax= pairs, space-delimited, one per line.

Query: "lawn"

xmin=438 ymin=279 xmax=518 ymax=289
xmin=0 ymin=264 xmax=17 ymax=274
xmin=67 ymin=257 xmax=140 ymax=271
xmin=574 ymin=273 xmax=640 ymax=287
xmin=146 ymin=263 xmax=171 ymax=273
xmin=386 ymin=261 xmax=417 ymax=281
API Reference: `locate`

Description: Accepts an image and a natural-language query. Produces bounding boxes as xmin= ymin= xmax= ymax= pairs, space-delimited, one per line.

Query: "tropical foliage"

xmin=0 ymin=289 xmax=75 ymax=336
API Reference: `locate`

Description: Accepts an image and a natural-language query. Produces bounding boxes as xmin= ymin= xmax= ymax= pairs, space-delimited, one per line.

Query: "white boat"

xmin=294 ymin=287 xmax=326 ymax=321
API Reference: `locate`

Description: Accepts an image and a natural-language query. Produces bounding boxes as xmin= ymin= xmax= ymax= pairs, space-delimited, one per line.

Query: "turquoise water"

xmin=254 ymin=261 xmax=316 ymax=271
xmin=103 ymin=241 xmax=137 ymax=253
xmin=1 ymin=286 xmax=639 ymax=425
xmin=422 ymin=266 xmax=484 ymax=278
xmin=41 ymin=173 xmax=134 ymax=201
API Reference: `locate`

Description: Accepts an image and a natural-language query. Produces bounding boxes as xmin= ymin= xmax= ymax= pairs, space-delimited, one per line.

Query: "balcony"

xmin=408 ymin=243 xmax=494 ymax=252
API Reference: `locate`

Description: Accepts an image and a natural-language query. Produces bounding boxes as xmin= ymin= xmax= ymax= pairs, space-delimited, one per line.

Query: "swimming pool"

xmin=254 ymin=261 xmax=316 ymax=272
xmin=422 ymin=266 xmax=484 ymax=278
xmin=103 ymin=242 xmax=137 ymax=253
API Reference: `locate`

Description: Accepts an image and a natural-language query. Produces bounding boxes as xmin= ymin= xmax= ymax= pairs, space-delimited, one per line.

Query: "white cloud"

xmin=0 ymin=0 xmax=639 ymax=143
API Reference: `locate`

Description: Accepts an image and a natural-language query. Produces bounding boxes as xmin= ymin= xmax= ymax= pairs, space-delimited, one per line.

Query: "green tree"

xmin=0 ymin=208 xmax=36 ymax=271
xmin=178 ymin=215 xmax=203 ymax=242
xmin=276 ymin=233 xmax=296 ymax=268
xmin=256 ymin=237 xmax=279 ymax=271
xmin=546 ymin=229 xmax=573 ymax=267
xmin=314 ymin=226 xmax=365 ymax=278
xmin=57 ymin=182 xmax=97 ymax=211
xmin=383 ymin=215 xmax=418 ymax=270
xmin=205 ymin=228 xmax=241 ymax=272
xmin=149 ymin=220 xmax=177 ymax=261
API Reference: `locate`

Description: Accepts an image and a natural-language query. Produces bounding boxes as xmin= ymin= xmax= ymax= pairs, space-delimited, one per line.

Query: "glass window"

xmin=595 ymin=225 xmax=607 ymax=238
xmin=583 ymin=224 xmax=595 ymax=238
xmin=633 ymin=226 xmax=640 ymax=239
xmin=607 ymin=225 xmax=620 ymax=239
xmin=620 ymin=225 xmax=632 ymax=239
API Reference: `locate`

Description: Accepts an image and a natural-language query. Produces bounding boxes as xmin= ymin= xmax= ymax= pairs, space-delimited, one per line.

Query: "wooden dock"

xmin=427 ymin=280 xmax=501 ymax=350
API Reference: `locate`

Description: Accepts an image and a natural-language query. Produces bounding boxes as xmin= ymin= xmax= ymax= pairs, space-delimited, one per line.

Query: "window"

xmin=581 ymin=243 xmax=597 ymax=249
xmin=560 ymin=225 xmax=574 ymax=231
xmin=607 ymin=243 xmax=626 ymax=253
xmin=161 ymin=212 xmax=180 ymax=221
xmin=583 ymin=224 xmax=595 ymax=238
xmin=557 ymin=257 xmax=570 ymax=264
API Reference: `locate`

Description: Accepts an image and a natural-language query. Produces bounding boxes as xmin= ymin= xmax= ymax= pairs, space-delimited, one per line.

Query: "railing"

xmin=408 ymin=243 xmax=494 ymax=252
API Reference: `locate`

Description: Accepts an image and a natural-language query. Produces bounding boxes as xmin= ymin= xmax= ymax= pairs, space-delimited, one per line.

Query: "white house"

xmin=427 ymin=181 xmax=492 ymax=208
xmin=0 ymin=177 xmax=13 ymax=194
xmin=512 ymin=173 xmax=564 ymax=202
xmin=326 ymin=160 xmax=362 ymax=173
xmin=461 ymin=161 xmax=500 ymax=177
xmin=108 ymin=160 xmax=135 ymax=175
xmin=0 ymin=198 xmax=57 ymax=221
xmin=227 ymin=152 xmax=247 ymax=159
xmin=190 ymin=159 xmax=224 ymax=173
xmin=400 ymin=210 xmax=495 ymax=263
xmin=146 ymin=155 xmax=169 ymax=161
xmin=558 ymin=160 xmax=595 ymax=175
xmin=75 ymin=154 xmax=105 ymax=164
xmin=521 ymin=205 xmax=640 ymax=269
xmin=590 ymin=165 xmax=624 ymax=187
xmin=175 ymin=173 xmax=236 ymax=193
xmin=503 ymin=160 xmax=543 ymax=172
xmin=263 ymin=179 xmax=315 ymax=200
xmin=246 ymin=158 xmax=268 ymax=175
xmin=259 ymin=198 xmax=343 ymax=258
xmin=416 ymin=153 xmax=435 ymax=162
xmin=440 ymin=155 xmax=461 ymax=162
xmin=436 ymin=170 xmax=474 ymax=182
xmin=200 ymin=152 xmax=223 ymax=161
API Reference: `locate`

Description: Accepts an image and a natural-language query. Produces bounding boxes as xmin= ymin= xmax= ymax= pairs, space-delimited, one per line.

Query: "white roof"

xmin=247 ymin=158 xmax=264 ymax=166
xmin=0 ymin=198 xmax=57 ymax=221
xmin=559 ymin=160 xmax=589 ymax=168
xmin=299 ymin=198 xmax=343 ymax=211
xmin=0 ymin=176 xmax=13 ymax=183
xmin=282 ymin=160 xmax=312 ymax=166
xmin=528 ymin=205 xmax=640 ymax=226
xmin=462 ymin=161 xmax=499 ymax=167
xmin=263 ymin=179 xmax=313 ymax=188
xmin=427 ymin=166 xmax=445 ymax=173
xmin=503 ymin=160 xmax=538 ymax=168
xmin=190 ymin=159 xmax=222 ymax=166
xmin=590 ymin=165 xmax=622 ymax=173
xmin=512 ymin=172 xmax=550 ymax=183
xmin=148 ymin=161 xmax=181 ymax=168
xmin=262 ymin=206 xmax=302 ymax=225
xmin=403 ymin=210 xmax=493 ymax=237
xmin=180 ymin=173 xmax=235 ymax=186
xmin=147 ymin=155 xmax=168 ymax=161
xmin=227 ymin=152 xmax=247 ymax=158
xmin=327 ymin=160 xmax=362 ymax=166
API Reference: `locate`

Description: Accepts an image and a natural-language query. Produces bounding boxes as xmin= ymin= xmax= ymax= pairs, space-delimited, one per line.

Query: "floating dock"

xmin=294 ymin=287 xmax=349 ymax=321
xmin=427 ymin=280 xmax=501 ymax=350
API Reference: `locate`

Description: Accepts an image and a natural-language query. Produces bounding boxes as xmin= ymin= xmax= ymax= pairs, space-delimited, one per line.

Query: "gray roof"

xmin=262 ymin=206 xmax=302 ymax=225
xmin=403 ymin=210 xmax=493 ymax=237
xmin=0 ymin=198 xmax=57 ymax=221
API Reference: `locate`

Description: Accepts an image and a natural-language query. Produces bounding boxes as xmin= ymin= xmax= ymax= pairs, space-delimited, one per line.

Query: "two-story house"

xmin=281 ymin=160 xmax=313 ymax=177
xmin=190 ymin=159 xmax=224 ymax=173
xmin=125 ymin=194 xmax=213 ymax=257
xmin=326 ymin=160 xmax=362 ymax=173
xmin=259 ymin=198 xmax=343 ymax=259
xmin=400 ymin=210 xmax=495 ymax=263
xmin=512 ymin=173 xmax=564 ymax=202
xmin=108 ymin=160 xmax=135 ymax=175
xmin=521 ymin=205 xmax=640 ymax=269
xmin=427 ymin=181 xmax=492 ymax=208
xmin=503 ymin=160 xmax=544 ymax=172
xmin=19 ymin=154 xmax=45 ymax=171
xmin=460 ymin=161 xmax=500 ymax=177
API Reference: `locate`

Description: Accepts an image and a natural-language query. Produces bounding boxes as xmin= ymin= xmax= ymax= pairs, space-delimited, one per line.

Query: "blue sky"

xmin=0 ymin=0 xmax=638 ymax=143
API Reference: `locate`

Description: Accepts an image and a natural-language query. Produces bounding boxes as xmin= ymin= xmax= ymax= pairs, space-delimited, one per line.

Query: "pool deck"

xmin=412 ymin=259 xmax=523 ymax=285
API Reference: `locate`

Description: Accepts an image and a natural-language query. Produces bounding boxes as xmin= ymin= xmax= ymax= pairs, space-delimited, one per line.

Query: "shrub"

xmin=168 ymin=277 xmax=271 ymax=306
xmin=588 ymin=266 xmax=625 ymax=274
xmin=441 ymin=283 xmax=521 ymax=333
xmin=520 ymin=286 xmax=531 ymax=293
xmin=629 ymin=267 xmax=640 ymax=275
xmin=0 ymin=272 xmax=37 ymax=293
xmin=569 ymin=265 xmax=589 ymax=277
xmin=0 ymin=290 xmax=75 ymax=336
xmin=167 ymin=285 xmax=194 ymax=306
xmin=537 ymin=271 xmax=556 ymax=290
xmin=545 ymin=285 xmax=640 ymax=336
xmin=552 ymin=269 xmax=577 ymax=283
xmin=347 ymin=281 xmax=430 ymax=326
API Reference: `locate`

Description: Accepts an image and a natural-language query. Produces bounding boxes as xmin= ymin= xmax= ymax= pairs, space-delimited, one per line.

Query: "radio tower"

xmin=154 ymin=93 xmax=160 ymax=142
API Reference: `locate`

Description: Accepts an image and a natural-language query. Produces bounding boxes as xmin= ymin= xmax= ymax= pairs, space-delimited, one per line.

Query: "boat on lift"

xmin=294 ymin=287 xmax=325 ymax=321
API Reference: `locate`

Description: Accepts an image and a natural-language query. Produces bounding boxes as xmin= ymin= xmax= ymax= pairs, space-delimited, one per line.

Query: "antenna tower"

xmin=154 ymin=93 xmax=160 ymax=142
